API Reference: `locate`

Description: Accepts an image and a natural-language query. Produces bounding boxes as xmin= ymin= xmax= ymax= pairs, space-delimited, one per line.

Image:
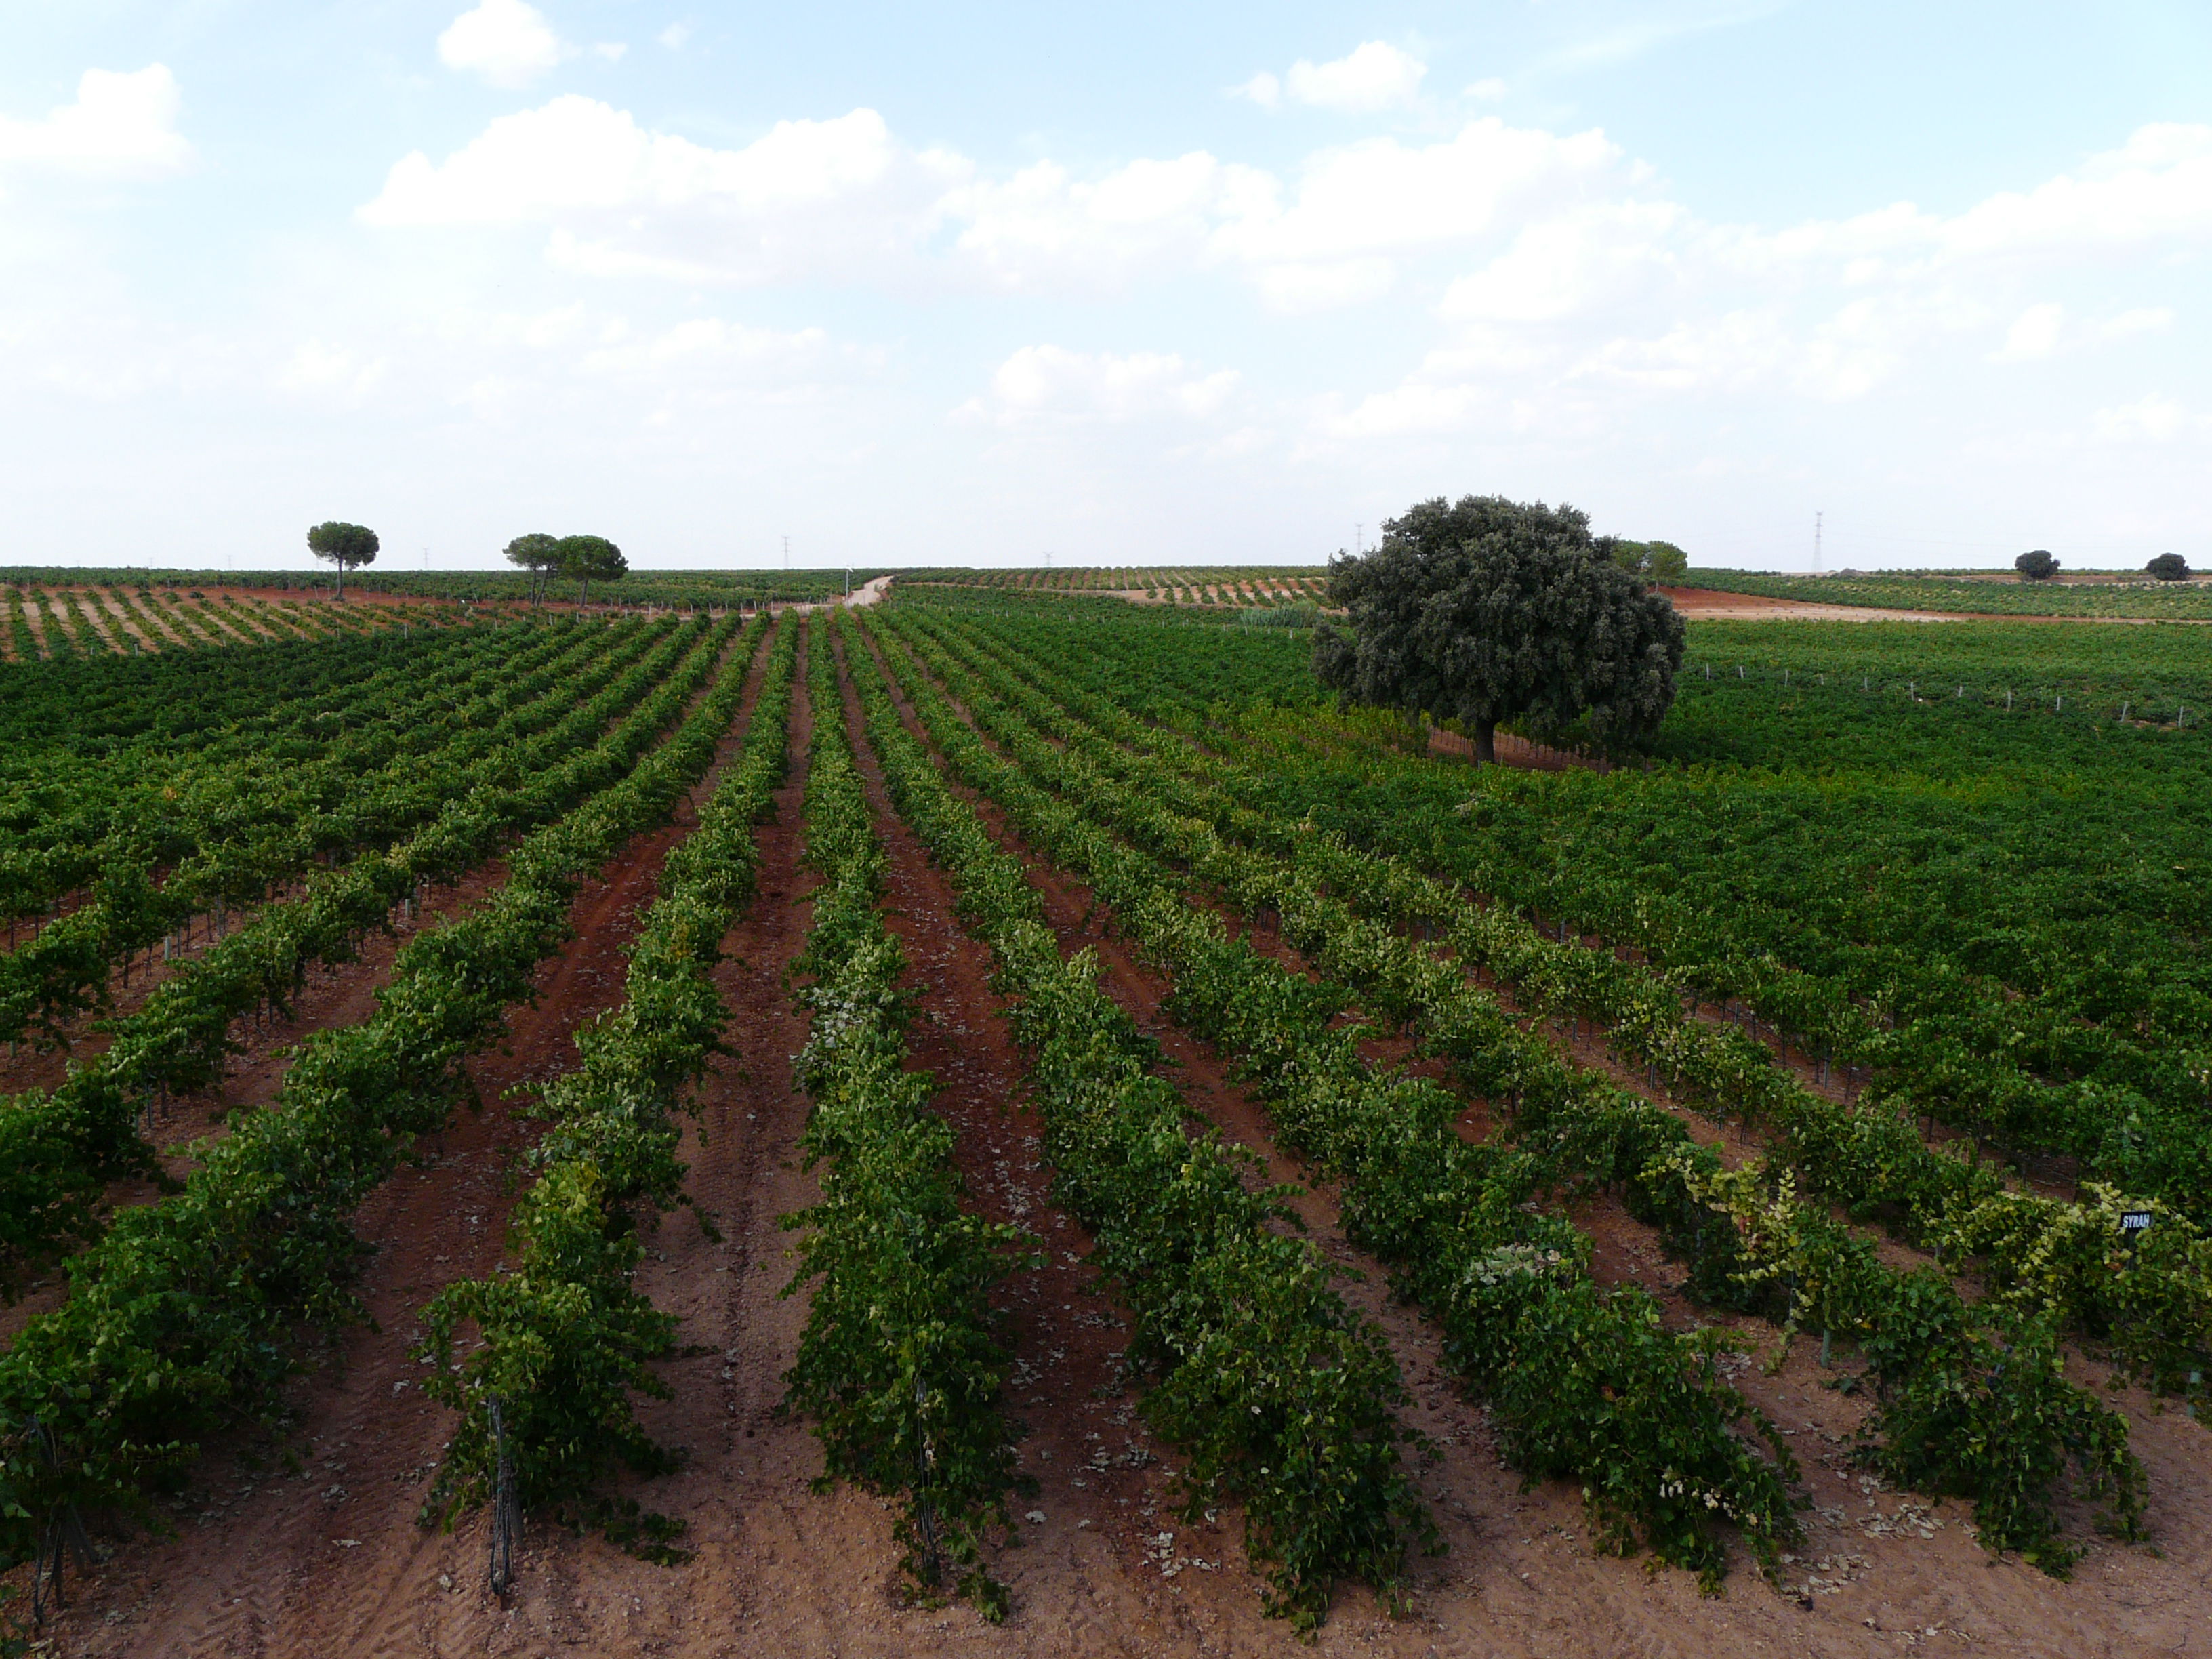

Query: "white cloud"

xmin=465 ymin=302 xmax=599 ymax=352
xmin=1236 ymin=42 xmax=1427 ymax=114
xmin=579 ymin=317 xmax=876 ymax=388
xmin=362 ymin=98 xmax=965 ymax=284
xmin=966 ymin=346 xmax=1237 ymax=425
xmin=1548 ymin=4 xmax=1789 ymax=71
xmin=1546 ymin=287 xmax=1971 ymax=407
xmin=1231 ymin=72 xmax=1282 ymax=110
xmin=1572 ymin=311 xmax=1797 ymax=396
xmin=0 ymin=66 xmax=192 ymax=178
xmin=657 ymin=23 xmax=692 ymax=49
xmin=1711 ymin=123 xmax=2212 ymax=282
xmin=276 ymin=340 xmax=389 ymax=405
xmin=1227 ymin=122 xmax=1624 ymax=264
xmin=1992 ymin=302 xmax=2066 ymax=361
xmin=1407 ymin=327 xmax=1552 ymax=384
xmin=348 ymin=94 xmax=2212 ymax=478
xmin=1994 ymin=302 xmax=2173 ymax=363
xmin=1466 ymin=77 xmax=1508 ymax=100
xmin=1288 ymin=43 xmax=1428 ymax=112
xmin=949 ymin=152 xmax=1269 ymax=293
xmin=438 ymin=0 xmax=575 ymax=89
xmin=2091 ymin=394 xmax=2200 ymax=444
xmin=1252 ymin=258 xmax=1396 ymax=312
xmin=249 ymin=301 xmax=883 ymax=438
xmin=1324 ymin=118 xmax=2212 ymax=447
xmin=1323 ymin=380 xmax=1486 ymax=440
xmin=1440 ymin=201 xmax=1683 ymax=323
xmin=943 ymin=117 xmax=1624 ymax=310
xmin=361 ymin=97 xmax=1620 ymax=312
xmin=2100 ymin=306 xmax=2173 ymax=340
xmin=1937 ymin=123 xmax=2212 ymax=259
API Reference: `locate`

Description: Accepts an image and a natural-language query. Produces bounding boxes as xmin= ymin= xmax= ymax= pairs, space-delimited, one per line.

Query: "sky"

xmin=3 ymin=2 xmax=2209 ymax=573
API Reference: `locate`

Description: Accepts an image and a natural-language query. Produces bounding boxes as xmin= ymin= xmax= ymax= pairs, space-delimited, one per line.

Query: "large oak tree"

xmin=1313 ymin=495 xmax=1685 ymax=764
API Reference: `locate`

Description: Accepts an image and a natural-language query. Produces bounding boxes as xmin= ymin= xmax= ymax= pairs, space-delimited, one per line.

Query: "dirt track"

xmin=1657 ymin=587 xmax=1974 ymax=622
xmin=20 ymin=617 xmax=2212 ymax=1657
xmin=1656 ymin=586 xmax=2200 ymax=625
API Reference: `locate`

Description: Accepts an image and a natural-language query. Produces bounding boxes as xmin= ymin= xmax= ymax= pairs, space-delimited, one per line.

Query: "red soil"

xmin=1654 ymin=586 xmax=2200 ymax=627
xmin=1655 ymin=586 xmax=1969 ymax=623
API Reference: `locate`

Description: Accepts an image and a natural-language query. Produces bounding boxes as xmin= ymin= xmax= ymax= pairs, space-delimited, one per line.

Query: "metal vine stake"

xmin=28 ymin=1420 xmax=98 ymax=1627
xmin=489 ymin=1397 xmax=520 ymax=1598
xmin=912 ymin=1376 xmax=943 ymax=1585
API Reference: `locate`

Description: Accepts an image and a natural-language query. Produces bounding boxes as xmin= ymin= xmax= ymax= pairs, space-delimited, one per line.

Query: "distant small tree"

xmin=1610 ymin=539 xmax=1690 ymax=582
xmin=306 ymin=520 xmax=378 ymax=601
xmin=1315 ymin=495 xmax=1685 ymax=764
xmin=504 ymin=532 xmax=561 ymax=606
xmin=2015 ymin=548 xmax=2060 ymax=582
xmin=555 ymin=535 xmax=627 ymax=609
xmin=2146 ymin=552 xmax=2190 ymax=582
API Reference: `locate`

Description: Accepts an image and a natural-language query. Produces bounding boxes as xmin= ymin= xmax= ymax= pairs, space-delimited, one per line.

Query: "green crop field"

xmin=0 ymin=575 xmax=2205 ymax=1639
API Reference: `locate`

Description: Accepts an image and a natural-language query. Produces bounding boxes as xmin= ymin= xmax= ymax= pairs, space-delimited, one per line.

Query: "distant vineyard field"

xmin=339 ymin=568 xmax=886 ymax=607
xmin=0 ymin=581 xmax=451 ymax=661
xmin=1683 ymin=567 xmax=2212 ymax=618
xmin=0 ymin=566 xmax=888 ymax=610
xmin=907 ymin=565 xmax=1330 ymax=606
